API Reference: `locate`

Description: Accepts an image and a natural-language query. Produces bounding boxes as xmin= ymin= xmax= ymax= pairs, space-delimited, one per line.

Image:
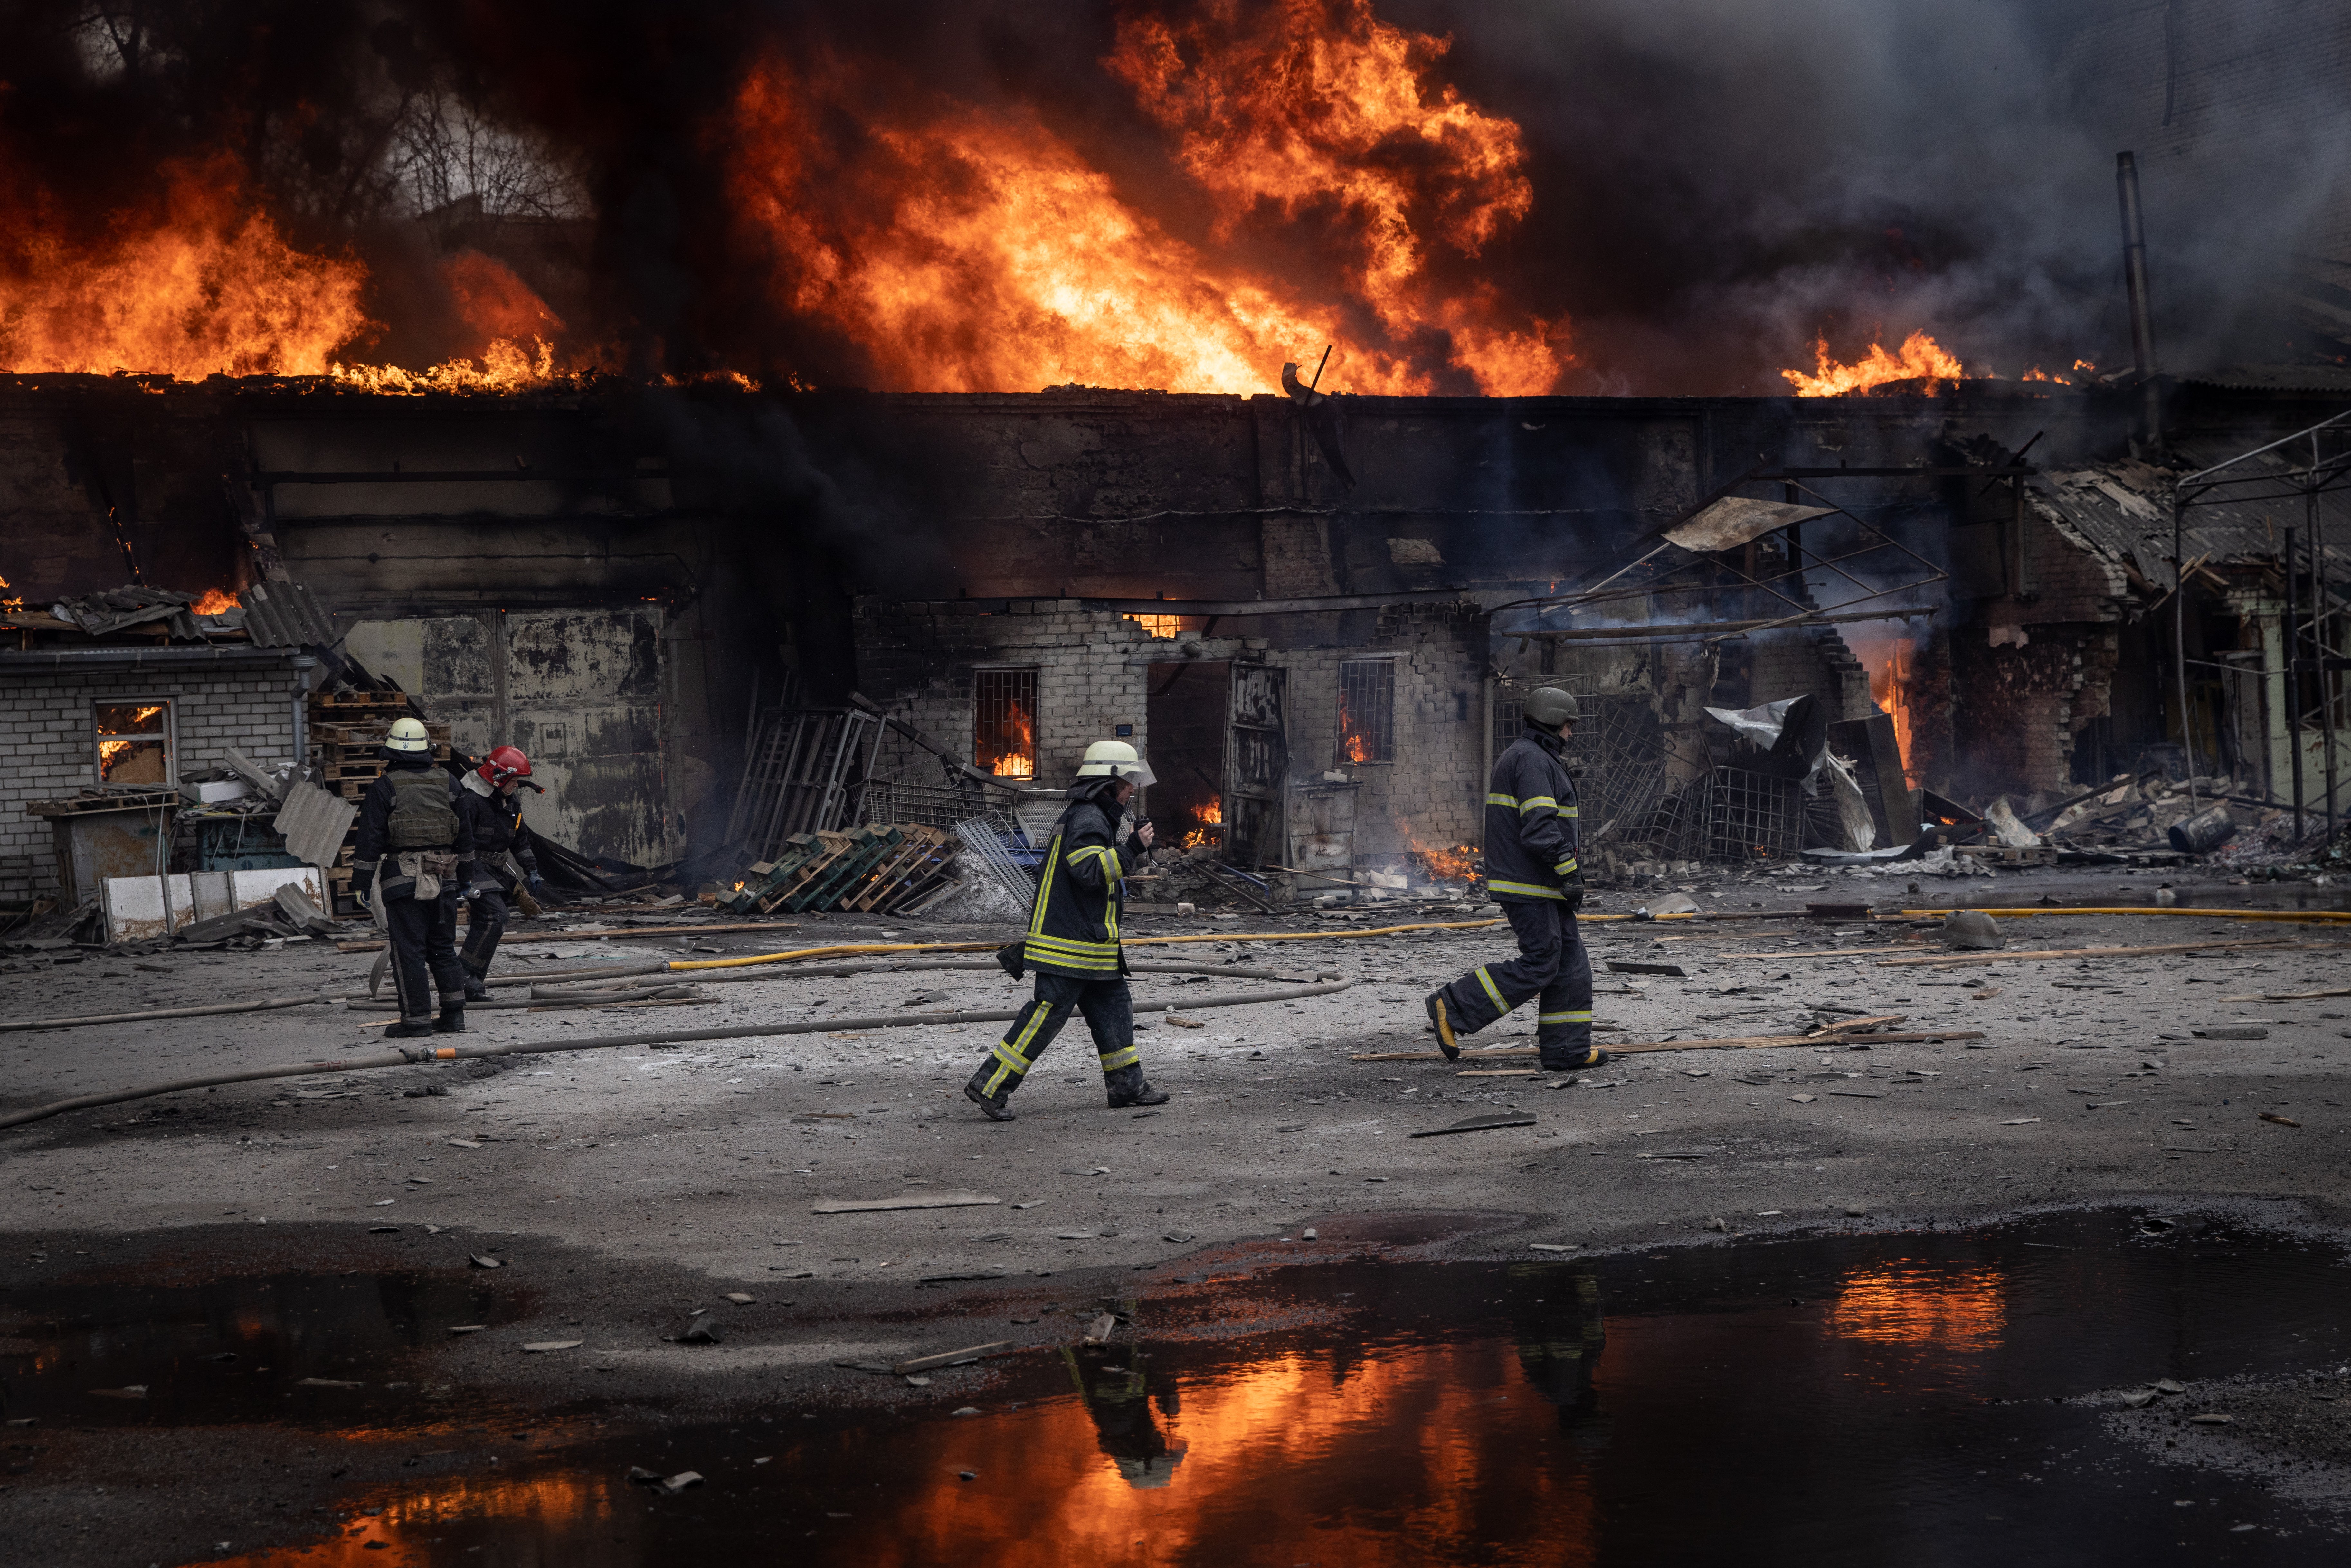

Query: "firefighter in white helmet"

xmin=964 ymin=739 xmax=1171 ymax=1120
xmin=350 ymin=716 xmax=475 ymax=1037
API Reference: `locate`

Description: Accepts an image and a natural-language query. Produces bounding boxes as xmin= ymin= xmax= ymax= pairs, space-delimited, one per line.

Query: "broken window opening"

xmin=94 ymin=699 xmax=174 ymax=785
xmin=1338 ymin=658 xmax=1396 ymax=764
xmin=973 ymin=668 xmax=1039 ymax=779
xmin=1124 ymin=612 xmax=1186 ymax=639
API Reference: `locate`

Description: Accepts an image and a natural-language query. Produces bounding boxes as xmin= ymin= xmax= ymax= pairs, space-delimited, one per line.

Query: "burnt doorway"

xmin=1147 ymin=660 xmax=1229 ymax=855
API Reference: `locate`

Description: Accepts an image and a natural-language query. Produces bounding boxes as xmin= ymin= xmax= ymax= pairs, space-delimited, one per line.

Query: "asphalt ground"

xmin=4 ymin=863 xmax=2349 ymax=1560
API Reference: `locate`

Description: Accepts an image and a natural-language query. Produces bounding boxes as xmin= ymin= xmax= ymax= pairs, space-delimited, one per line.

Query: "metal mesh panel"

xmin=861 ymin=779 xmax=992 ymax=830
xmin=1338 ymin=658 xmax=1395 ymax=763
xmin=953 ymin=811 xmax=1043 ymax=910
xmin=1704 ymin=766 xmax=1805 ymax=862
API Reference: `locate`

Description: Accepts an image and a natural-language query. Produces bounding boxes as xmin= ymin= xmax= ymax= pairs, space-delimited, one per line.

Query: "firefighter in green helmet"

xmin=964 ymin=739 xmax=1171 ymax=1121
xmin=1426 ymin=687 xmax=1608 ymax=1072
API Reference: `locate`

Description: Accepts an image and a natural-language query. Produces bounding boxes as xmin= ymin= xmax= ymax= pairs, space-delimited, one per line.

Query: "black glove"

xmin=1559 ymin=875 xmax=1586 ymax=914
xmin=996 ymin=942 xmax=1027 ymax=981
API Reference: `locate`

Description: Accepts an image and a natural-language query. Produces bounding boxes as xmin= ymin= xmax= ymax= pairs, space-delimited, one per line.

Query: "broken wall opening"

xmin=1147 ymin=659 xmax=1229 ymax=850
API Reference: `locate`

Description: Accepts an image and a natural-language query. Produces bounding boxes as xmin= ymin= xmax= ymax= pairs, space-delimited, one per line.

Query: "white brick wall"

xmin=0 ymin=659 xmax=308 ymax=901
xmin=855 ymin=600 xmax=1487 ymax=857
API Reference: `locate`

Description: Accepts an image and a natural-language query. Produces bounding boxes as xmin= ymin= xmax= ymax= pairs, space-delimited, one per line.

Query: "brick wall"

xmin=1948 ymin=625 xmax=2121 ymax=798
xmin=0 ymin=657 xmax=309 ymax=900
xmin=853 ymin=599 xmax=1486 ymax=859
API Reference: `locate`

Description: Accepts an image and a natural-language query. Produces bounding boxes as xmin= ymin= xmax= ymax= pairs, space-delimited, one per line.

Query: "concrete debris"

xmin=468 ymin=1254 xmax=502 ymax=1268
xmin=1983 ymin=798 xmax=2041 ymax=848
xmin=1083 ymin=1314 xmax=1118 ymax=1345
xmin=2259 ymin=1112 xmax=2301 ymax=1127
xmin=1941 ymin=910 xmax=2005 ymax=949
xmin=522 ymin=1340 xmax=583 ymax=1353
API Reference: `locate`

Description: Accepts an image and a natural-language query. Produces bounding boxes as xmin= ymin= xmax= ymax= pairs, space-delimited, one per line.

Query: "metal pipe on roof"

xmin=2117 ymin=152 xmax=2163 ymax=453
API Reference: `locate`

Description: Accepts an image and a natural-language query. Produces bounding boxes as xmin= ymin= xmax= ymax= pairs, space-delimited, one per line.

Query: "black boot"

xmin=385 ymin=1017 xmax=435 ymax=1039
xmin=1540 ymin=1046 xmax=1614 ymax=1072
xmin=463 ymin=975 xmax=489 ymax=1002
xmin=433 ymin=1002 xmax=467 ymax=1034
xmin=963 ymin=1064 xmax=1018 ymax=1122
xmin=1104 ymin=1063 xmax=1169 ymax=1109
xmin=1424 ymin=992 xmax=1462 ymax=1062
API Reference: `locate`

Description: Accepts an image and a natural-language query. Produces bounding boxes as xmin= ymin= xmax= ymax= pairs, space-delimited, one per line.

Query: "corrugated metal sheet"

xmin=2027 ymin=446 xmax=2351 ymax=588
xmin=240 ymin=580 xmax=336 ymax=647
xmin=273 ymin=779 xmax=357 ymax=868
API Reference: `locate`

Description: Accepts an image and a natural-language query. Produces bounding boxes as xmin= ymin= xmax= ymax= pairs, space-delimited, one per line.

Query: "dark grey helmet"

xmin=1522 ymin=687 xmax=1581 ymax=731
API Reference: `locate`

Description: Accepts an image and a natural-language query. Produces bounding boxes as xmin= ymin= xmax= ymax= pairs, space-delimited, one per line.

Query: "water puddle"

xmin=9 ymin=1209 xmax=2349 ymax=1563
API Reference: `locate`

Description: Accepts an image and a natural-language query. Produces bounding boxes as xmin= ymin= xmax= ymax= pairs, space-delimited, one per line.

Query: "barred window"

xmin=1338 ymin=658 xmax=1396 ymax=764
xmin=973 ymin=668 xmax=1039 ymax=779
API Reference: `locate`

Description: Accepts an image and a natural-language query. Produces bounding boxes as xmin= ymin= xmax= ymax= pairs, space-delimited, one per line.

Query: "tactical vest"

xmin=386 ymin=768 xmax=459 ymax=849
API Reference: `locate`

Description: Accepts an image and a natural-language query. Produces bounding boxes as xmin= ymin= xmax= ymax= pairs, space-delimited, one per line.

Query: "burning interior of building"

xmin=1 ymin=0 xmax=2347 ymax=919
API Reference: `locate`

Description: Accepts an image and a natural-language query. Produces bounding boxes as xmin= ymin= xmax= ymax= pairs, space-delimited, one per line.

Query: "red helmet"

xmin=479 ymin=745 xmax=532 ymax=785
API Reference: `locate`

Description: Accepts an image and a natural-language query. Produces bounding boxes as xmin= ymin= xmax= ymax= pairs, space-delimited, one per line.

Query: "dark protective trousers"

xmin=387 ymin=889 xmax=467 ymax=1022
xmin=460 ymin=885 xmax=511 ymax=977
xmin=1436 ymin=899 xmax=1593 ymax=1064
xmin=973 ymin=972 xmax=1140 ymax=1099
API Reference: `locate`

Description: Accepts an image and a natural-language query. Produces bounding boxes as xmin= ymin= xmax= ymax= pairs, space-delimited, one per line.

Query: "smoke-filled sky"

xmin=0 ymin=0 xmax=2343 ymax=393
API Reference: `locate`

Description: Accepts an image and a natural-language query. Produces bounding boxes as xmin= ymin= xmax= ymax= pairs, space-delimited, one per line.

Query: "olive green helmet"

xmin=1522 ymin=687 xmax=1580 ymax=732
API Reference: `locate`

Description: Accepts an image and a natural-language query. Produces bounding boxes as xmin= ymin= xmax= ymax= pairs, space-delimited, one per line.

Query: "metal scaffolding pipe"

xmin=2117 ymin=151 xmax=2163 ymax=451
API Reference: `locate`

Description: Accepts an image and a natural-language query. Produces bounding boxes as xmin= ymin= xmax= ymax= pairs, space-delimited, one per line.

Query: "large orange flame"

xmin=0 ymin=156 xmax=372 ymax=380
xmin=1781 ymin=330 xmax=1963 ymax=397
xmin=1845 ymin=631 xmax=1919 ymax=784
xmin=728 ymin=0 xmax=1559 ymax=395
xmin=0 ymin=158 xmax=582 ymax=392
xmin=982 ymin=705 xmax=1038 ymax=779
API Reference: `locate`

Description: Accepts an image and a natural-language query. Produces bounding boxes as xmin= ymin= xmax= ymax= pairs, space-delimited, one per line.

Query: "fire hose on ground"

xmin=0 ymin=963 xmax=1351 ymax=1130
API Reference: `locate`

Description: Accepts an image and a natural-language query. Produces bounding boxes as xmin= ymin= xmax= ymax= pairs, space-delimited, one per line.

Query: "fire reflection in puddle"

xmin=31 ymin=1211 xmax=2340 ymax=1565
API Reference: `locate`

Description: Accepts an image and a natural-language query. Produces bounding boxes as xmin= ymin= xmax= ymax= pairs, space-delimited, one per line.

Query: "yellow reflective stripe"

xmin=1028 ymin=832 xmax=1062 ymax=937
xmin=1097 ymin=1045 xmax=1140 ymax=1071
xmin=1486 ymin=792 xmax=1518 ymax=807
xmin=1475 ymin=966 xmax=1506 ymax=1013
xmin=1554 ymin=858 xmax=1579 ymax=876
xmin=1025 ymin=933 xmax=1119 ymax=955
xmin=992 ymin=1003 xmax=1057 ymax=1075
xmin=1539 ymin=1010 xmax=1594 ymax=1023
xmin=1487 ymin=879 xmax=1566 ymax=900
xmin=1517 ymin=795 xmax=1557 ymax=812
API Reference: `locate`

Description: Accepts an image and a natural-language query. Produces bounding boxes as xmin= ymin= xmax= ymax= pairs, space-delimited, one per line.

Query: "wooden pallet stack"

xmin=306 ymin=691 xmax=452 ymax=914
xmin=717 ymin=824 xmax=962 ymax=917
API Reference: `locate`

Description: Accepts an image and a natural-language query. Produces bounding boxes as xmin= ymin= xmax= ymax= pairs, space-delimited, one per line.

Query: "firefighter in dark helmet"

xmin=964 ymin=740 xmax=1170 ymax=1121
xmin=1425 ymin=687 xmax=1609 ymax=1072
xmin=351 ymin=717 xmax=476 ymax=1038
xmin=455 ymin=744 xmax=546 ymax=1000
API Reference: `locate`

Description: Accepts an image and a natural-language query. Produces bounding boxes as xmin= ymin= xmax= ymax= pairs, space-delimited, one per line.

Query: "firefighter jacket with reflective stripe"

xmin=353 ymin=761 xmax=477 ymax=882
xmin=1481 ymin=727 xmax=1581 ymax=903
xmin=1022 ymin=782 xmax=1138 ymax=977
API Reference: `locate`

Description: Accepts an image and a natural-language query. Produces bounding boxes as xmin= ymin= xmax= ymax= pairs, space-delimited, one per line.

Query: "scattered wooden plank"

xmin=2221 ymin=986 xmax=2351 ymax=1002
xmin=1410 ymin=1112 xmax=1537 ymax=1138
xmin=1880 ymin=938 xmax=2304 ymax=968
xmin=811 ymin=1192 xmax=1001 ymax=1214
xmin=893 ymin=1341 xmax=1015 ymax=1375
xmin=1457 ymin=1068 xmax=1539 ymax=1077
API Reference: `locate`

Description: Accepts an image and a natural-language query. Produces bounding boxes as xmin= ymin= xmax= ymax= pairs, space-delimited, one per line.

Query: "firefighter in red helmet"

xmin=455 ymin=744 xmax=546 ymax=999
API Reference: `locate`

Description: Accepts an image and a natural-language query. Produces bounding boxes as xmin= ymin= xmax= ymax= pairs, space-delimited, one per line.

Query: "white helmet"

xmin=384 ymin=716 xmax=431 ymax=753
xmin=1075 ymin=739 xmax=1155 ymax=788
